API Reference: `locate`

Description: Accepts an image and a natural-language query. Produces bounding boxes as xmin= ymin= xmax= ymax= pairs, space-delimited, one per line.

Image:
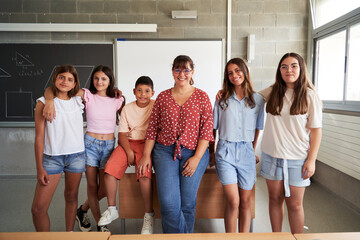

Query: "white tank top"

xmin=37 ymin=96 xmax=85 ymax=156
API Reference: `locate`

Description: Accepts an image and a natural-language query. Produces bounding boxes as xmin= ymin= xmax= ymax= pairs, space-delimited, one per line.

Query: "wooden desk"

xmin=294 ymin=232 xmax=360 ymax=240
xmin=118 ymin=168 xmax=255 ymax=218
xmin=118 ymin=168 xmax=255 ymax=233
xmin=0 ymin=232 xmax=110 ymax=240
xmin=110 ymin=232 xmax=295 ymax=240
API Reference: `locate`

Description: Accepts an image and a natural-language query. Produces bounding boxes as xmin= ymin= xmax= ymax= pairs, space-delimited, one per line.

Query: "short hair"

xmin=135 ymin=76 xmax=154 ymax=90
xmin=51 ymin=64 xmax=79 ymax=98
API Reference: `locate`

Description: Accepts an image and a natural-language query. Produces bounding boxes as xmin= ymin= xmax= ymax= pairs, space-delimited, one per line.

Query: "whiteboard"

xmin=115 ymin=39 xmax=224 ymax=106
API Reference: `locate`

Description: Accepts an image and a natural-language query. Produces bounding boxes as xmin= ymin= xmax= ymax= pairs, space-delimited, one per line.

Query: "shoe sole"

xmin=76 ymin=216 xmax=91 ymax=232
xmin=98 ymin=215 xmax=119 ymax=226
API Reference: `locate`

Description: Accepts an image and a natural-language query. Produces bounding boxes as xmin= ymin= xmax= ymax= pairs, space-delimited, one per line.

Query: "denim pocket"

xmin=215 ymin=140 xmax=228 ymax=161
xmin=106 ymin=140 xmax=115 ymax=151
xmin=84 ymin=138 xmax=94 ymax=148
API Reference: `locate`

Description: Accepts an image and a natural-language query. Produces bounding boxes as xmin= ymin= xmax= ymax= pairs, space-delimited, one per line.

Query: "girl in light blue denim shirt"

xmin=213 ymin=58 xmax=264 ymax=233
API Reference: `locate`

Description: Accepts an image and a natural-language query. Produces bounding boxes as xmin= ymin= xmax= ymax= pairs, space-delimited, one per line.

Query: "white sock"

xmin=145 ymin=212 xmax=155 ymax=217
xmin=108 ymin=206 xmax=117 ymax=211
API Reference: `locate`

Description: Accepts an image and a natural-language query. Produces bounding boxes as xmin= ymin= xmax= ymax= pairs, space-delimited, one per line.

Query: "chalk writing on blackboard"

xmin=15 ymin=52 xmax=34 ymax=67
xmin=0 ymin=68 xmax=11 ymax=77
xmin=0 ymin=43 xmax=113 ymax=123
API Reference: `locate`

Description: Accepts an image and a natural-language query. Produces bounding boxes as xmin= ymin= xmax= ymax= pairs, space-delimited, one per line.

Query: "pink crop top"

xmin=84 ymin=88 xmax=124 ymax=134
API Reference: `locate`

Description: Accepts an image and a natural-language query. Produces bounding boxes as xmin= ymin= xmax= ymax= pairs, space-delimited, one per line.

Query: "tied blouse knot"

xmin=146 ymin=88 xmax=214 ymax=160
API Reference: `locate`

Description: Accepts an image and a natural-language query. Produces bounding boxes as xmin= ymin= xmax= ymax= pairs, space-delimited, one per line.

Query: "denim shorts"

xmin=84 ymin=134 xmax=115 ymax=169
xmin=215 ymin=140 xmax=256 ymax=190
xmin=43 ymin=151 xmax=86 ymax=175
xmin=260 ymin=152 xmax=311 ymax=197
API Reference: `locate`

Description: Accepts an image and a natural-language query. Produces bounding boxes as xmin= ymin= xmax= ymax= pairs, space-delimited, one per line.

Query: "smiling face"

xmin=55 ymin=72 xmax=76 ymax=94
xmin=280 ymin=56 xmax=300 ymax=89
xmin=133 ymin=84 xmax=154 ymax=108
xmin=93 ymin=71 xmax=110 ymax=94
xmin=227 ymin=63 xmax=245 ymax=87
xmin=172 ymin=62 xmax=194 ymax=87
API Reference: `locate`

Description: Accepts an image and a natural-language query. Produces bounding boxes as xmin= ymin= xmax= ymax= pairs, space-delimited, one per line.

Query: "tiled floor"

xmin=0 ymin=175 xmax=359 ymax=234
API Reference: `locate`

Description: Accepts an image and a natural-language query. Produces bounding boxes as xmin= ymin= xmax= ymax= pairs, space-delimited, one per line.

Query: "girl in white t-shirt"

xmin=259 ymin=53 xmax=322 ymax=234
xmin=43 ymin=65 xmax=124 ymax=232
xmin=32 ymin=65 xmax=85 ymax=232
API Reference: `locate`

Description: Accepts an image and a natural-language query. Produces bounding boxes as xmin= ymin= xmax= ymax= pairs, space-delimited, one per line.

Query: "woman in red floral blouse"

xmin=138 ymin=55 xmax=214 ymax=233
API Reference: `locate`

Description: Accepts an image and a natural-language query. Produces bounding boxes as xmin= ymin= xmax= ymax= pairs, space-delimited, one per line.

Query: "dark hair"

xmin=266 ymin=52 xmax=315 ymax=115
xmin=89 ymin=65 xmax=116 ymax=98
xmin=219 ymin=58 xmax=255 ymax=110
xmin=51 ymin=64 xmax=80 ymax=98
xmin=135 ymin=76 xmax=154 ymax=90
xmin=172 ymin=55 xmax=195 ymax=85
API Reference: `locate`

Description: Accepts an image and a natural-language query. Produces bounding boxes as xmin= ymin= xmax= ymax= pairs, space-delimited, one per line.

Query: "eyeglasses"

xmin=280 ymin=64 xmax=299 ymax=71
xmin=173 ymin=68 xmax=192 ymax=75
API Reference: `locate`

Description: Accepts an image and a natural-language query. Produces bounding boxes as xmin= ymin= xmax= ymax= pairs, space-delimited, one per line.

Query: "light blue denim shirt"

xmin=213 ymin=92 xmax=265 ymax=142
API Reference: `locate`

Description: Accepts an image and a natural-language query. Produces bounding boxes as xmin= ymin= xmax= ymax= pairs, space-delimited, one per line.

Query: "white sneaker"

xmin=98 ymin=208 xmax=119 ymax=226
xmin=141 ymin=213 xmax=155 ymax=234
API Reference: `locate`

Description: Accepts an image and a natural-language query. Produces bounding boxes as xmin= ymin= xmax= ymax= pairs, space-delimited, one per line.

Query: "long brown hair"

xmin=51 ymin=64 xmax=80 ymax=98
xmin=266 ymin=52 xmax=315 ymax=115
xmin=172 ymin=55 xmax=195 ymax=85
xmin=219 ymin=58 xmax=255 ymax=110
xmin=89 ymin=65 xmax=116 ymax=97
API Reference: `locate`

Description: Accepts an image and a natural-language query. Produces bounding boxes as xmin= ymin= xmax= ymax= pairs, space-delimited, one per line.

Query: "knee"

xmin=239 ymin=198 xmax=251 ymax=210
xmin=64 ymin=190 xmax=78 ymax=203
xmin=87 ymin=182 xmax=98 ymax=194
xmin=286 ymin=200 xmax=303 ymax=212
xmin=269 ymin=194 xmax=285 ymax=205
xmin=226 ymin=197 xmax=240 ymax=211
xmin=31 ymin=204 xmax=47 ymax=218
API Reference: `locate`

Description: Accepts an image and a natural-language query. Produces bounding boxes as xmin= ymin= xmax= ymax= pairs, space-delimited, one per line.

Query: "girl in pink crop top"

xmin=43 ymin=65 xmax=124 ymax=232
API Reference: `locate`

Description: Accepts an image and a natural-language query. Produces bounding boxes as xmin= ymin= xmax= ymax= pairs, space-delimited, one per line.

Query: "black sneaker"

xmin=97 ymin=225 xmax=110 ymax=232
xmin=76 ymin=205 xmax=91 ymax=232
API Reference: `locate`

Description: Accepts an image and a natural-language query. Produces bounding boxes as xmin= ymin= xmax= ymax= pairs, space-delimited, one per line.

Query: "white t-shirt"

xmin=37 ymin=96 xmax=85 ymax=156
xmin=260 ymin=87 xmax=322 ymax=160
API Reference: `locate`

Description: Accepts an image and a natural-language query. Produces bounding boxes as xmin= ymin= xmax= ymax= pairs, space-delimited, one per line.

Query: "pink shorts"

xmin=104 ymin=139 xmax=152 ymax=181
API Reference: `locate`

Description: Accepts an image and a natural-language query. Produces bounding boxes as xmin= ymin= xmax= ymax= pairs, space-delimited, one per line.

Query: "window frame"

xmin=309 ymin=2 xmax=360 ymax=113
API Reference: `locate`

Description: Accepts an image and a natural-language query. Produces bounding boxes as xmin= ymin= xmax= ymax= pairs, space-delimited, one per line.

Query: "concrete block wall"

xmin=0 ymin=0 xmax=308 ymax=83
xmin=0 ymin=0 xmax=309 ymax=176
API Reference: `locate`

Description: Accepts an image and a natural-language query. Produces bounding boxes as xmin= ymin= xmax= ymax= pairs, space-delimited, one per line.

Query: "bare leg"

xmin=238 ymin=187 xmax=252 ymax=232
xmin=97 ymin=169 xmax=107 ymax=202
xmin=104 ymin=173 xmax=118 ymax=207
xmin=86 ymin=166 xmax=101 ymax=223
xmin=64 ymin=172 xmax=82 ymax=231
xmin=285 ymin=186 xmax=306 ymax=234
xmin=81 ymin=200 xmax=89 ymax=211
xmin=139 ymin=177 xmax=153 ymax=213
xmin=223 ymin=184 xmax=239 ymax=233
xmin=31 ymin=174 xmax=62 ymax=231
xmin=266 ymin=179 xmax=285 ymax=232
xmin=80 ymin=170 xmax=107 ymax=212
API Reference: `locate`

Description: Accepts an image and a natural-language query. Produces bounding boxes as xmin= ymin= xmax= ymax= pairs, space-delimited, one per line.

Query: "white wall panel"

xmin=318 ymin=113 xmax=360 ymax=180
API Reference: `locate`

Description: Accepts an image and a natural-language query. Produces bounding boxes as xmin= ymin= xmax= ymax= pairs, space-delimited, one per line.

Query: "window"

xmin=312 ymin=0 xmax=360 ymax=28
xmin=310 ymin=0 xmax=360 ymax=112
xmin=347 ymin=22 xmax=360 ymax=101
xmin=316 ymin=31 xmax=346 ymax=101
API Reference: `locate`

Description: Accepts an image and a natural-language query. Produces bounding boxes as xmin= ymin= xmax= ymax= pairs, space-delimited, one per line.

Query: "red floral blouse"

xmin=146 ymin=88 xmax=214 ymax=160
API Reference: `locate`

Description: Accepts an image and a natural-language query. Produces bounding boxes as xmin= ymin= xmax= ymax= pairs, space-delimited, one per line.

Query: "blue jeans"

xmin=152 ymin=143 xmax=209 ymax=233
